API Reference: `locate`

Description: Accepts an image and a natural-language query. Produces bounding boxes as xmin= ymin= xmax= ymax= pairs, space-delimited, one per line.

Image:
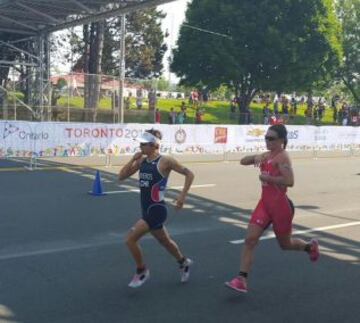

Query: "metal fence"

xmin=1 ymin=72 xmax=359 ymax=126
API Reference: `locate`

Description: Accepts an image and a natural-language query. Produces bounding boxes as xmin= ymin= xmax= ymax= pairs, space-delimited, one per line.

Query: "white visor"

xmin=135 ymin=132 xmax=160 ymax=144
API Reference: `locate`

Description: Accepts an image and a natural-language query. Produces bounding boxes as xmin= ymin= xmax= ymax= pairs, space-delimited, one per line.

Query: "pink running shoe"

xmin=128 ymin=269 xmax=150 ymax=288
xmin=225 ymin=276 xmax=248 ymax=293
xmin=309 ymin=239 xmax=320 ymax=262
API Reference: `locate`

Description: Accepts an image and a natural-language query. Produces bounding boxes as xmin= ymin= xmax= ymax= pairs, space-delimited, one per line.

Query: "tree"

xmin=336 ymin=0 xmax=360 ymax=104
xmin=156 ymin=77 xmax=171 ymax=91
xmin=63 ymin=9 xmax=166 ymax=114
xmin=171 ymin=0 xmax=342 ymax=119
xmin=82 ymin=21 xmax=105 ymax=118
xmin=70 ymin=9 xmax=167 ymax=79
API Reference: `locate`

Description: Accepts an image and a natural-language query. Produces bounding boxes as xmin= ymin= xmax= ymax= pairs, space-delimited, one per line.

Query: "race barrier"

xmin=1 ymin=121 xmax=360 ymax=160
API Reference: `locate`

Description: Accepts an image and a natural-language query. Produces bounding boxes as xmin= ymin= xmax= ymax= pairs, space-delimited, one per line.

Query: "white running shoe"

xmin=179 ymin=258 xmax=193 ymax=283
xmin=128 ymin=269 xmax=150 ymax=288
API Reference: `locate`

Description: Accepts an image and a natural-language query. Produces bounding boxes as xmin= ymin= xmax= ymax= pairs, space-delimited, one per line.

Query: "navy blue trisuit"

xmin=139 ymin=156 xmax=168 ymax=230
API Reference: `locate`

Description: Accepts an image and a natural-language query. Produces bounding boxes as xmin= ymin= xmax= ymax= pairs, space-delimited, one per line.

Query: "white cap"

xmin=135 ymin=132 xmax=160 ymax=144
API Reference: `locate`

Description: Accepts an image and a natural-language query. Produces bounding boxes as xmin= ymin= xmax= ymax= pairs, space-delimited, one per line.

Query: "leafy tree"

xmin=64 ymin=9 xmax=167 ymax=113
xmin=156 ymin=77 xmax=171 ymax=91
xmin=70 ymin=9 xmax=167 ymax=79
xmin=171 ymin=0 xmax=342 ymax=118
xmin=336 ymin=0 xmax=360 ymax=104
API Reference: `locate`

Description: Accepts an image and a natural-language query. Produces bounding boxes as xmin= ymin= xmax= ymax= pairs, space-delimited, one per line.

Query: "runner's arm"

xmin=260 ymin=155 xmax=294 ymax=187
xmin=118 ymin=152 xmax=144 ymax=181
xmin=241 ymin=153 xmax=267 ymax=166
xmin=167 ymin=157 xmax=194 ymax=209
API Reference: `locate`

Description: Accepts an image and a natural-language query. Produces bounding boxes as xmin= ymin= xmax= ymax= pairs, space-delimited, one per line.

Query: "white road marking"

xmin=9 ymin=157 xmax=48 ymax=167
xmin=229 ymin=221 xmax=360 ymax=244
xmin=0 ymin=240 xmax=119 ymax=261
xmin=105 ymin=184 xmax=216 ymax=194
xmin=0 ymin=226 xmax=217 ymax=261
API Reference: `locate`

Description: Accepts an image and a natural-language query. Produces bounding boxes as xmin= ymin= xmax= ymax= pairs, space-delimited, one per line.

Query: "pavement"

xmin=0 ymin=155 xmax=359 ymax=323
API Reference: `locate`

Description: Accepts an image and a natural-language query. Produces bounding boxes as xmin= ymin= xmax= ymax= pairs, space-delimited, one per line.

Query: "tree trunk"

xmin=83 ymin=21 xmax=105 ymax=122
xmin=237 ymin=78 xmax=258 ymax=124
xmin=83 ymin=24 xmax=90 ymax=120
xmin=342 ymin=77 xmax=360 ymax=104
xmin=0 ymin=66 xmax=10 ymax=87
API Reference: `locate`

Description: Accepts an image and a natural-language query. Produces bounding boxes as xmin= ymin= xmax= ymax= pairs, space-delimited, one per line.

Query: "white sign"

xmin=1 ymin=121 xmax=359 ymax=158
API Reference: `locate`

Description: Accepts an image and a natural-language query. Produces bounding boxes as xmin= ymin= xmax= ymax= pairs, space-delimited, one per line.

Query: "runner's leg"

xmin=151 ymin=225 xmax=184 ymax=261
xmin=126 ymin=219 xmax=150 ymax=269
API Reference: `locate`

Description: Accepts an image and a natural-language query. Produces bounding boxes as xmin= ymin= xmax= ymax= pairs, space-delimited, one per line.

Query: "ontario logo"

xmin=2 ymin=122 xmax=49 ymax=140
xmin=3 ymin=122 xmax=19 ymax=139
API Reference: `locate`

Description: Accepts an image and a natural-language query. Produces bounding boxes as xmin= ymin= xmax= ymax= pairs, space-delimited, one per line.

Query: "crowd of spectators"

xmin=230 ymin=93 xmax=359 ymax=126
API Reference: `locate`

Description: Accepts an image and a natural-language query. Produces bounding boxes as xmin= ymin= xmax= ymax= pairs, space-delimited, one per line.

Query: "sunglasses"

xmin=265 ymin=135 xmax=278 ymax=141
xmin=140 ymin=142 xmax=153 ymax=147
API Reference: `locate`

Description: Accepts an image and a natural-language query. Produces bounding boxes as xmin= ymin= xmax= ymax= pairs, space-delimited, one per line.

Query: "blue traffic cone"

xmin=88 ymin=170 xmax=106 ymax=196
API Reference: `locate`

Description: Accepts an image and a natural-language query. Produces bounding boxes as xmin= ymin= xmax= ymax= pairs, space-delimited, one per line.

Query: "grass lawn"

xmin=56 ymin=95 xmax=335 ymax=125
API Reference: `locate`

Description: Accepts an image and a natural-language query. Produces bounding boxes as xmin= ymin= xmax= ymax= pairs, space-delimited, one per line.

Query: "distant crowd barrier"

xmin=1 ymin=121 xmax=360 ymax=161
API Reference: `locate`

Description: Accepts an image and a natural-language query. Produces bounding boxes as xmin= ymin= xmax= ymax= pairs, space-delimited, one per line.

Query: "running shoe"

xmin=309 ymin=239 xmax=320 ymax=262
xmin=128 ymin=269 xmax=150 ymax=288
xmin=179 ymin=258 xmax=193 ymax=283
xmin=225 ymin=276 xmax=248 ymax=293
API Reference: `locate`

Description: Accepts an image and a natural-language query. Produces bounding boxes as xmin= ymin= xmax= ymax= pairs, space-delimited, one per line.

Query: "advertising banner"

xmin=1 ymin=121 xmax=359 ymax=158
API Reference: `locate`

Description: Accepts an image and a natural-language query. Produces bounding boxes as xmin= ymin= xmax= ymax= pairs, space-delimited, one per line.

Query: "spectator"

xmin=263 ymin=103 xmax=271 ymax=125
xmin=188 ymin=93 xmax=193 ymax=105
xmin=291 ymin=97 xmax=297 ymax=116
xmin=282 ymin=101 xmax=289 ymax=124
xmin=313 ymin=105 xmax=320 ymax=125
xmin=202 ymin=87 xmax=209 ymax=103
xmin=180 ymin=103 xmax=187 ymax=123
xmin=318 ymin=99 xmax=325 ymax=123
xmin=177 ymin=109 xmax=185 ymax=124
xmin=341 ymin=103 xmax=349 ymax=126
xmin=148 ymin=89 xmax=157 ymax=110
xmin=154 ymin=108 xmax=161 ymax=124
xmin=305 ymin=97 xmax=313 ymax=125
xmin=273 ymin=100 xmax=279 ymax=118
xmin=333 ymin=105 xmax=338 ymax=124
xmin=136 ymin=88 xmax=143 ymax=109
xmin=350 ymin=106 xmax=359 ymax=126
xmin=195 ymin=107 xmax=203 ymax=124
xmin=124 ymin=95 xmax=131 ymax=110
xmin=191 ymin=90 xmax=199 ymax=107
xmin=168 ymin=108 xmax=176 ymax=124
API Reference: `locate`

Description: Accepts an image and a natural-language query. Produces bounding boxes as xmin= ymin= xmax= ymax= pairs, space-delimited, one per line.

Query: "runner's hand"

xmin=254 ymin=154 xmax=265 ymax=167
xmin=259 ymin=174 xmax=270 ymax=183
xmin=174 ymin=194 xmax=186 ymax=210
xmin=131 ymin=152 xmax=144 ymax=162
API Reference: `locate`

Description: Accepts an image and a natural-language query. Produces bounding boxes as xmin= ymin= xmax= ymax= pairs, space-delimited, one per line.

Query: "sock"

xmin=178 ymin=257 xmax=186 ymax=266
xmin=239 ymin=271 xmax=248 ymax=278
xmin=136 ymin=266 xmax=146 ymax=274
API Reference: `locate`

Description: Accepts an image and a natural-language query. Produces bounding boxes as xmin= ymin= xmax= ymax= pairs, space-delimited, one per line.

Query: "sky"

xmin=158 ymin=0 xmax=190 ymax=81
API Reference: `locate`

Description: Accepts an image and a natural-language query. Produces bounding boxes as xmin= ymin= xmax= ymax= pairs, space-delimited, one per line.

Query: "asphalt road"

xmin=0 ymin=156 xmax=359 ymax=323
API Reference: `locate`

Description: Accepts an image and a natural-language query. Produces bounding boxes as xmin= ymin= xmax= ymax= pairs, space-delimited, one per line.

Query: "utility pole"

xmin=118 ymin=14 xmax=126 ymax=123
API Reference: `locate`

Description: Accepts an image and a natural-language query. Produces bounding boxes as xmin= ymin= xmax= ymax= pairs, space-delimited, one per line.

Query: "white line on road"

xmin=0 ymin=226 xmax=218 ymax=261
xmin=229 ymin=221 xmax=360 ymax=244
xmin=9 ymin=157 xmax=48 ymax=167
xmin=105 ymin=184 xmax=216 ymax=194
